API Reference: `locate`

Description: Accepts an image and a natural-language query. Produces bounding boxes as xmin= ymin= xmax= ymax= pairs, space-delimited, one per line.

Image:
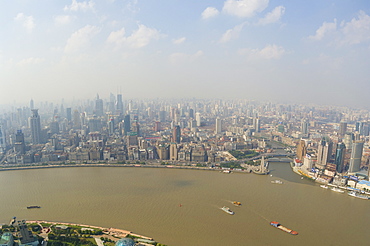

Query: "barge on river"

xmin=270 ymin=221 xmax=298 ymax=235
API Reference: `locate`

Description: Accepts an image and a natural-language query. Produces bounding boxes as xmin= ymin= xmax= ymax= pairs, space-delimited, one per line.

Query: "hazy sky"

xmin=1 ymin=0 xmax=370 ymax=107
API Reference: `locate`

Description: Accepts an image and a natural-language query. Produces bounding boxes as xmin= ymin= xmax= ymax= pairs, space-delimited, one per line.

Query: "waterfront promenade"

xmin=26 ymin=220 xmax=154 ymax=241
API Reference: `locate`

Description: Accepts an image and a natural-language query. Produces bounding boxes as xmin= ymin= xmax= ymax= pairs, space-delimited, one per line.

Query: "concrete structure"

xmin=301 ymin=118 xmax=308 ymax=135
xmin=17 ymin=220 xmax=39 ymax=246
xmin=0 ymin=232 xmax=14 ymax=246
xmin=0 ymin=124 xmax=6 ymax=152
xmin=116 ymin=94 xmax=124 ymax=115
xmin=215 ymin=118 xmax=222 ymax=134
xmin=348 ymin=141 xmax=364 ymax=173
xmin=339 ymin=122 xmax=347 ymax=136
xmin=334 ymin=142 xmax=346 ymax=173
xmin=124 ymin=115 xmax=130 ymax=136
xmin=172 ymin=125 xmax=181 ymax=143
xmin=316 ymin=137 xmax=332 ymax=170
xmin=29 ymin=109 xmax=42 ymax=144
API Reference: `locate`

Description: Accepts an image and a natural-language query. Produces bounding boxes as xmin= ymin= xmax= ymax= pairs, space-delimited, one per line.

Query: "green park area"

xmin=229 ymin=150 xmax=259 ymax=159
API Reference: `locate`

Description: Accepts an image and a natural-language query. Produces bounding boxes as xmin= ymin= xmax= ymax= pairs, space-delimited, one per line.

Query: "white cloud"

xmin=107 ymin=24 xmax=164 ymax=48
xmin=169 ymin=50 xmax=203 ymax=64
xmin=126 ymin=0 xmax=139 ymax=14
xmin=14 ymin=13 xmax=35 ymax=33
xmin=173 ymin=37 xmax=186 ymax=45
xmin=309 ymin=19 xmax=337 ymax=41
xmin=64 ymin=0 xmax=95 ymax=11
xmin=107 ymin=28 xmax=126 ymax=45
xmin=239 ymin=44 xmax=285 ymax=60
xmin=18 ymin=57 xmax=45 ymax=66
xmin=223 ymin=0 xmax=269 ymax=18
xmin=220 ymin=23 xmax=245 ymax=43
xmin=201 ymin=7 xmax=220 ymax=20
xmin=64 ymin=25 xmax=101 ymax=53
xmin=340 ymin=11 xmax=370 ymax=45
xmin=258 ymin=6 xmax=285 ymax=25
xmin=54 ymin=15 xmax=74 ymax=25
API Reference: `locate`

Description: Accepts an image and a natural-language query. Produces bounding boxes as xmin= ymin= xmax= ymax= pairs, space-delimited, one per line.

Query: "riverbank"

xmin=0 ymin=162 xmax=254 ymax=173
xmin=26 ymin=220 xmax=154 ymax=242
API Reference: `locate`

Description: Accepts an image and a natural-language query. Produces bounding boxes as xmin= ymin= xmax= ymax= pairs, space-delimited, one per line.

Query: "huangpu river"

xmin=0 ymin=163 xmax=369 ymax=246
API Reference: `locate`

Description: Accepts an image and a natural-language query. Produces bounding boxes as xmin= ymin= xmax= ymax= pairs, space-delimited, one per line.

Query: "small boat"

xmin=271 ymin=180 xmax=283 ymax=184
xmin=221 ymin=206 xmax=234 ymax=215
xmin=320 ymin=185 xmax=328 ymax=189
xmin=222 ymin=170 xmax=231 ymax=174
xmin=270 ymin=221 xmax=298 ymax=235
xmin=348 ymin=191 xmax=370 ymax=200
xmin=331 ymin=187 xmax=344 ymax=193
xmin=27 ymin=206 xmax=41 ymax=209
xmin=232 ymin=201 xmax=242 ymax=206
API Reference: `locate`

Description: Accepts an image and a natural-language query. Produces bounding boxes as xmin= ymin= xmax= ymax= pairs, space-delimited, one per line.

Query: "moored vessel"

xmin=348 ymin=191 xmax=369 ymax=200
xmin=271 ymin=180 xmax=283 ymax=184
xmin=331 ymin=187 xmax=344 ymax=193
xmin=221 ymin=206 xmax=234 ymax=215
xmin=320 ymin=185 xmax=328 ymax=189
xmin=270 ymin=221 xmax=298 ymax=235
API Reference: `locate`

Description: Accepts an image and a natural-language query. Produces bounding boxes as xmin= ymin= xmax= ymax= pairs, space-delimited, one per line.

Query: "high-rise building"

xmin=334 ymin=142 xmax=346 ymax=173
xmin=316 ymin=137 xmax=332 ymax=170
xmin=159 ymin=111 xmax=166 ymax=122
xmin=154 ymin=121 xmax=161 ymax=132
xmin=215 ymin=118 xmax=222 ymax=134
xmin=253 ymin=117 xmax=260 ymax=133
xmin=339 ymin=122 xmax=347 ymax=136
xmin=17 ymin=220 xmax=39 ymax=245
xmin=348 ymin=141 xmax=364 ymax=173
xmin=172 ymin=125 xmax=181 ymax=143
xmin=108 ymin=118 xmax=114 ymax=136
xmin=296 ymin=139 xmax=307 ymax=161
xmin=49 ymin=120 xmax=60 ymax=135
xmin=300 ymin=119 xmax=308 ymax=135
xmin=88 ymin=117 xmax=102 ymax=132
xmin=189 ymin=108 xmax=194 ymax=118
xmin=170 ymin=143 xmax=178 ymax=161
xmin=116 ymin=94 xmax=124 ymax=115
xmin=66 ymin=108 xmax=72 ymax=122
xmin=343 ymin=132 xmax=354 ymax=150
xmin=73 ymin=110 xmax=81 ymax=129
xmin=95 ymin=94 xmax=104 ymax=117
xmin=14 ymin=130 xmax=26 ymax=154
xmin=0 ymin=125 xmax=5 ymax=152
xmin=30 ymin=99 xmax=34 ymax=110
xmin=355 ymin=122 xmax=363 ymax=134
xmin=196 ymin=112 xmax=201 ymax=127
xmin=124 ymin=114 xmax=131 ymax=135
xmin=29 ymin=109 xmax=42 ymax=144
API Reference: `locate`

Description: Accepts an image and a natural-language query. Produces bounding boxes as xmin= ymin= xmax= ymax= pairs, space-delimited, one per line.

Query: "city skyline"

xmin=1 ymin=1 xmax=370 ymax=107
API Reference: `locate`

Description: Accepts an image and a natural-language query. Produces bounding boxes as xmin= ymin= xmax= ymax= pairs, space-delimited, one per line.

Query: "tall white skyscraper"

xmin=29 ymin=109 xmax=42 ymax=144
xmin=215 ymin=118 xmax=222 ymax=134
xmin=196 ymin=112 xmax=201 ymax=127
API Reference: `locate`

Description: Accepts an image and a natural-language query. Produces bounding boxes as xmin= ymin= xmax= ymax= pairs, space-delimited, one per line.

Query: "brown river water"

xmin=0 ymin=162 xmax=368 ymax=246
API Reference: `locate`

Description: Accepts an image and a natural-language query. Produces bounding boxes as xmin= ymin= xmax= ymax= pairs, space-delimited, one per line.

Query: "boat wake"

xmin=244 ymin=206 xmax=270 ymax=222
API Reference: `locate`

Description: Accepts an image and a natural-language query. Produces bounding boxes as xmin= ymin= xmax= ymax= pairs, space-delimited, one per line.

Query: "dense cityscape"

xmin=0 ymin=95 xmax=369 ymax=193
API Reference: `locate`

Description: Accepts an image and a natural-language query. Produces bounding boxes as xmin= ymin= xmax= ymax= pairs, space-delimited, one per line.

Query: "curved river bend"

xmin=0 ymin=163 xmax=368 ymax=246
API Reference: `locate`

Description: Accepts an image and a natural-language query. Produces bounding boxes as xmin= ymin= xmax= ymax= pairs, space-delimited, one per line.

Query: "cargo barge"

xmin=27 ymin=206 xmax=41 ymax=209
xmin=270 ymin=221 xmax=298 ymax=235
